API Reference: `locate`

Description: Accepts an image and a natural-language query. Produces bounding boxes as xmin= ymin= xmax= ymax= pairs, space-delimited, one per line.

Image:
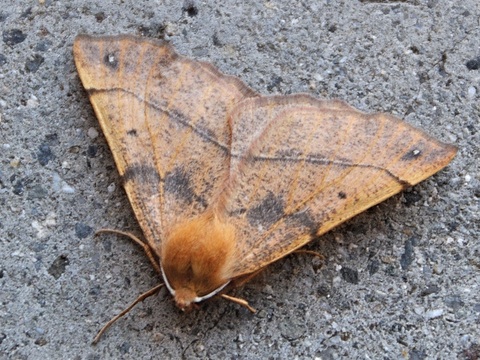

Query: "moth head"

xmin=161 ymin=267 xmax=231 ymax=311
xmin=172 ymin=288 xmax=197 ymax=312
xmin=160 ymin=213 xmax=236 ymax=311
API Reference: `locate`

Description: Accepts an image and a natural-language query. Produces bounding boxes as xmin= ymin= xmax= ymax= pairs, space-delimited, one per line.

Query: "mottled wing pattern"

xmin=73 ymin=34 xmax=256 ymax=254
xmin=221 ymin=95 xmax=457 ymax=277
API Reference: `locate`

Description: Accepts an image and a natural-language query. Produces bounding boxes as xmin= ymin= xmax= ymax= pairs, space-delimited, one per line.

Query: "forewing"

xmin=221 ymin=95 xmax=457 ymax=276
xmin=73 ymin=34 xmax=256 ymax=254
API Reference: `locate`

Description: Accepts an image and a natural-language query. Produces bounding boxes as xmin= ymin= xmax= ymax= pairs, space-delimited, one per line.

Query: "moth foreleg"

xmin=92 ymin=284 xmax=164 ymax=344
xmin=220 ymin=293 xmax=256 ymax=313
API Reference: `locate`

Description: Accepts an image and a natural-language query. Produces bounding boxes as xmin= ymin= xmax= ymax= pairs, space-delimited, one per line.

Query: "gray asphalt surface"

xmin=1 ymin=1 xmax=479 ymax=359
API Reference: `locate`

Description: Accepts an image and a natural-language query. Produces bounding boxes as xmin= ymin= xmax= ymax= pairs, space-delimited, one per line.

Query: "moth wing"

xmin=221 ymin=95 xmax=457 ymax=277
xmin=73 ymin=35 xmax=256 ymax=254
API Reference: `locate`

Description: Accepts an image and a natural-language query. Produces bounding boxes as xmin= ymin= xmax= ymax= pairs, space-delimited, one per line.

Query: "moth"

xmin=73 ymin=34 xmax=457 ymax=342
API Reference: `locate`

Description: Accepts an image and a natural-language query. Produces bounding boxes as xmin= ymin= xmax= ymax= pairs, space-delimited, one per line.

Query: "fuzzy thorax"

xmin=160 ymin=213 xmax=236 ymax=310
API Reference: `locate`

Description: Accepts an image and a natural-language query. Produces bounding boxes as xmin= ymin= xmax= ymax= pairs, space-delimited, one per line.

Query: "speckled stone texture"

xmin=0 ymin=1 xmax=478 ymax=358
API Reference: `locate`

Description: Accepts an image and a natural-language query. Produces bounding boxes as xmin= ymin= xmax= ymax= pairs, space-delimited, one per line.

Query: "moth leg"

xmin=293 ymin=249 xmax=325 ymax=261
xmin=221 ymin=294 xmax=256 ymax=313
xmin=92 ymin=283 xmax=164 ymax=344
xmin=95 ymin=229 xmax=161 ymax=274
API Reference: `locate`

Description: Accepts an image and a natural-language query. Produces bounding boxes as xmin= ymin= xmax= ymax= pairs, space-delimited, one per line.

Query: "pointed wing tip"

xmin=73 ymin=33 xmax=178 ymax=90
xmin=402 ymin=140 xmax=457 ymax=188
xmin=436 ymin=141 xmax=458 ymax=172
xmin=444 ymin=143 xmax=458 ymax=158
xmin=426 ymin=136 xmax=458 ymax=169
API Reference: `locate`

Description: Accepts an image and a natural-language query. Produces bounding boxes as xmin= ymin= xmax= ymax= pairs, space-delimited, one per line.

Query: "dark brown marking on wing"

xmin=338 ymin=191 xmax=347 ymax=199
xmin=164 ymin=167 xmax=208 ymax=207
xmin=401 ymin=148 xmax=422 ymax=161
xmin=127 ymin=129 xmax=138 ymax=136
xmin=103 ymin=52 xmax=119 ymax=70
xmin=154 ymin=50 xmax=179 ymax=68
xmin=247 ymin=192 xmax=285 ymax=228
xmin=227 ymin=208 xmax=247 ymax=217
xmin=122 ymin=164 xmax=161 ymax=185
xmin=286 ymin=209 xmax=318 ymax=236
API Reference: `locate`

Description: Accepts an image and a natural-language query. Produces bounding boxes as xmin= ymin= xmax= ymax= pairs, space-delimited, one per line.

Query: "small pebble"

xmin=263 ymin=284 xmax=274 ymax=295
xmin=414 ymin=306 xmax=424 ymax=315
xmin=45 ymin=212 xmax=57 ymax=227
xmin=32 ymin=220 xmax=47 ymax=238
xmin=467 ymin=86 xmax=476 ymax=98
xmin=53 ymin=172 xmax=75 ymax=193
xmin=87 ymin=127 xmax=99 ymax=139
xmin=75 ymin=223 xmax=92 ymax=239
xmin=27 ymin=95 xmax=39 ymax=108
xmin=107 ymin=182 xmax=116 ymax=193
xmin=425 ymin=308 xmax=444 ymax=319
xmin=152 ymin=333 xmax=165 ymax=342
xmin=62 ymin=183 xmax=75 ymax=194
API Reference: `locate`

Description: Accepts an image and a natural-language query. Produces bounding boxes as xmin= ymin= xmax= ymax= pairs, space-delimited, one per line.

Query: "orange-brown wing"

xmin=73 ymin=34 xmax=256 ymax=254
xmin=219 ymin=95 xmax=457 ymax=277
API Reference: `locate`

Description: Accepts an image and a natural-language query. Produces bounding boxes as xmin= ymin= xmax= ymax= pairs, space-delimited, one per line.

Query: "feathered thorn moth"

xmin=73 ymin=34 xmax=457 ymax=343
